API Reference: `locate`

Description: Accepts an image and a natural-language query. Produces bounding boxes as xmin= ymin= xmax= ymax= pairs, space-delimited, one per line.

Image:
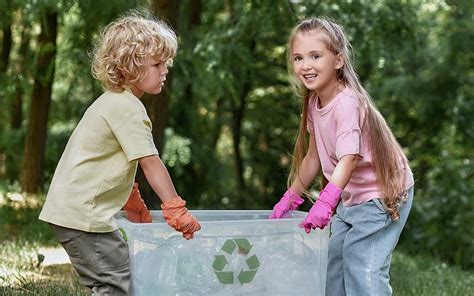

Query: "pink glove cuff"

xmin=298 ymin=182 xmax=342 ymax=232
xmin=268 ymin=189 xmax=305 ymax=219
xmin=284 ymin=188 xmax=305 ymax=210
xmin=318 ymin=182 xmax=343 ymax=208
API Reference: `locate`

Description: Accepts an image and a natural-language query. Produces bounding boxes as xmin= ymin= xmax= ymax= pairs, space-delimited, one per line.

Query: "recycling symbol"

xmin=212 ymin=238 xmax=260 ymax=285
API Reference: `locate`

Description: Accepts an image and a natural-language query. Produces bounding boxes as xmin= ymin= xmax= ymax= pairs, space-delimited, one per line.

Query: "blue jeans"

xmin=326 ymin=187 xmax=414 ymax=296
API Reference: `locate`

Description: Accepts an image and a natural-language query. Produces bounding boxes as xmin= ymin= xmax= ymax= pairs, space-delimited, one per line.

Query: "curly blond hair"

xmin=91 ymin=10 xmax=177 ymax=92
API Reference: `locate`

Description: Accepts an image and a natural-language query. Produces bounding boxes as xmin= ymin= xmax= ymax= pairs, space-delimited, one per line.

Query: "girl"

xmin=269 ymin=17 xmax=414 ymax=296
xmin=39 ymin=11 xmax=201 ymax=295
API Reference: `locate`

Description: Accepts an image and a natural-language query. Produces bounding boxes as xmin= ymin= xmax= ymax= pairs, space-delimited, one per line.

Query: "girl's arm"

xmin=138 ymin=154 xmax=178 ymax=203
xmin=289 ymin=134 xmax=321 ymax=194
xmin=330 ymin=154 xmax=360 ymax=189
xmin=299 ymin=153 xmax=359 ymax=232
xmin=269 ymin=134 xmax=320 ymax=219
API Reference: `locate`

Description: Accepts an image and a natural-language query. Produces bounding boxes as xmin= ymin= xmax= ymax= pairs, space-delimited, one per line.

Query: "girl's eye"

xmin=311 ymin=54 xmax=320 ymax=60
xmin=293 ymin=56 xmax=302 ymax=62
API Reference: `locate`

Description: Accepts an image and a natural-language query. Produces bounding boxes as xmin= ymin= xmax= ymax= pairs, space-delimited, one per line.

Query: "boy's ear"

xmin=335 ymin=53 xmax=344 ymax=70
xmin=121 ymin=69 xmax=131 ymax=80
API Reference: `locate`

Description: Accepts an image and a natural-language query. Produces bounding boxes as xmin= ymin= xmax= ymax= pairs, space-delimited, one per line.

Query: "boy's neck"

xmin=126 ymin=85 xmax=144 ymax=99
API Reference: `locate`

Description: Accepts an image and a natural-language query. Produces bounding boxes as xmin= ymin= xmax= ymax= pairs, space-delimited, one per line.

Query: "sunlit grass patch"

xmin=0 ymin=185 xmax=87 ymax=294
xmin=0 ymin=189 xmax=56 ymax=245
xmin=0 ymin=240 xmax=87 ymax=295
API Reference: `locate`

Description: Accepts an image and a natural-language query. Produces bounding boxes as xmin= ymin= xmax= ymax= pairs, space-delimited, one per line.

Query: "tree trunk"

xmin=11 ymin=26 xmax=30 ymax=129
xmin=136 ymin=0 xmax=180 ymax=208
xmin=0 ymin=23 xmax=12 ymax=73
xmin=230 ymin=38 xmax=255 ymax=209
xmin=0 ymin=0 xmax=14 ymax=73
xmin=20 ymin=11 xmax=58 ymax=193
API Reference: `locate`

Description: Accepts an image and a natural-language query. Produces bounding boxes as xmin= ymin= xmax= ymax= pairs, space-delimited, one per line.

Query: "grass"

xmin=391 ymin=251 xmax=474 ymax=295
xmin=0 ymin=240 xmax=88 ymax=295
xmin=0 ymin=188 xmax=89 ymax=295
xmin=1 ymin=189 xmax=473 ymax=295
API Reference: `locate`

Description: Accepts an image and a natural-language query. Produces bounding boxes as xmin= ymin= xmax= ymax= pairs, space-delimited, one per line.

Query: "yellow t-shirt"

xmin=39 ymin=90 xmax=158 ymax=232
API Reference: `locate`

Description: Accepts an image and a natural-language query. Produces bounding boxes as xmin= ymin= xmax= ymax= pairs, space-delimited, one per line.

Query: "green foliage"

xmin=0 ymin=129 xmax=25 ymax=181
xmin=43 ymin=121 xmax=76 ymax=183
xmin=392 ymin=0 xmax=474 ymax=269
xmin=161 ymin=128 xmax=192 ymax=173
xmin=402 ymin=123 xmax=474 ymax=269
xmin=0 ymin=188 xmax=56 ymax=244
xmin=0 ymin=0 xmax=472 ymax=270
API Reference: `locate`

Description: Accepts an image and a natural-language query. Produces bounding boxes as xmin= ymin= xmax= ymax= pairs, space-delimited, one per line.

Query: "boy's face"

xmin=129 ymin=56 xmax=169 ymax=98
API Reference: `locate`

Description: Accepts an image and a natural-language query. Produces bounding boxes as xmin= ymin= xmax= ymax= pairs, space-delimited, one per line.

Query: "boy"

xmin=39 ymin=10 xmax=201 ymax=295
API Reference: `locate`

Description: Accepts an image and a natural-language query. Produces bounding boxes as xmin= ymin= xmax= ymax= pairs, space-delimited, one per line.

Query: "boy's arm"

xmin=138 ymin=154 xmax=201 ymax=239
xmin=138 ymin=155 xmax=178 ymax=203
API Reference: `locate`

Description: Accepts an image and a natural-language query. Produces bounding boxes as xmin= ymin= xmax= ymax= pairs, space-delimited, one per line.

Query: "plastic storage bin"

xmin=115 ymin=210 xmax=329 ymax=296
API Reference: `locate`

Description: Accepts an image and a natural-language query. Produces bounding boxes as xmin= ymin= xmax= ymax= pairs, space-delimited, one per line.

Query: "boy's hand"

xmin=123 ymin=183 xmax=152 ymax=223
xmin=161 ymin=197 xmax=201 ymax=240
xmin=269 ymin=189 xmax=305 ymax=219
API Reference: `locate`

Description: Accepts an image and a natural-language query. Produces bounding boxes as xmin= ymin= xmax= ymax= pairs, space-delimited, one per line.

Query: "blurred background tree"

xmin=0 ymin=0 xmax=472 ymax=269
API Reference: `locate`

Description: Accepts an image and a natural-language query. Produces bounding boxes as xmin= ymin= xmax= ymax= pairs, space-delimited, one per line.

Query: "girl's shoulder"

xmin=333 ymin=86 xmax=360 ymax=110
xmin=339 ymin=86 xmax=359 ymax=102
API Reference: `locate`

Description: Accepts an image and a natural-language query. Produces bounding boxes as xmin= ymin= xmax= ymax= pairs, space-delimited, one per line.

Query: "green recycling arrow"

xmin=212 ymin=238 xmax=260 ymax=285
xmin=238 ymin=269 xmax=258 ymax=284
xmin=221 ymin=239 xmax=237 ymax=254
xmin=215 ymin=271 xmax=234 ymax=284
xmin=237 ymin=254 xmax=260 ymax=284
xmin=245 ymin=254 xmax=260 ymax=270
xmin=213 ymin=255 xmax=228 ymax=271
xmin=234 ymin=238 xmax=252 ymax=254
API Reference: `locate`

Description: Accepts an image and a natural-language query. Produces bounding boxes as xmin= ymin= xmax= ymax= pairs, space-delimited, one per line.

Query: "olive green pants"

xmin=50 ymin=224 xmax=131 ymax=295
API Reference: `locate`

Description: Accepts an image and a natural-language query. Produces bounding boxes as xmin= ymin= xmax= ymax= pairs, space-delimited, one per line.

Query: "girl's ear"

xmin=334 ymin=53 xmax=344 ymax=70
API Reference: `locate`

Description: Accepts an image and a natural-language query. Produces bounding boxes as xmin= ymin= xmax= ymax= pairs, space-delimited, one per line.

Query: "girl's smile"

xmin=291 ymin=30 xmax=343 ymax=105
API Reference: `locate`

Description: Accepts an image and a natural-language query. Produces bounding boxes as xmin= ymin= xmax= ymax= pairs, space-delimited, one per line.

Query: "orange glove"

xmin=123 ymin=183 xmax=152 ymax=223
xmin=161 ymin=196 xmax=201 ymax=240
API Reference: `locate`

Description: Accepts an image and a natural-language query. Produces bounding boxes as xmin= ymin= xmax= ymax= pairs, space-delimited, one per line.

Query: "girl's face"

xmin=291 ymin=30 xmax=343 ymax=93
xmin=129 ymin=56 xmax=169 ymax=98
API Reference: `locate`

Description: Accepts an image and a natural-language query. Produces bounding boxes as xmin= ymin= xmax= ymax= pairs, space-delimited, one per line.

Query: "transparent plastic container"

xmin=115 ymin=210 xmax=329 ymax=296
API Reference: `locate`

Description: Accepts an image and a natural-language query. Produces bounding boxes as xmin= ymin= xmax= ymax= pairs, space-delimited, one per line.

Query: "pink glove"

xmin=299 ymin=182 xmax=342 ymax=233
xmin=269 ymin=189 xmax=305 ymax=219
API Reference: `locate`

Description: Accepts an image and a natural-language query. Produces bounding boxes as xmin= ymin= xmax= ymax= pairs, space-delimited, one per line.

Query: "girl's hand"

xmin=269 ymin=189 xmax=305 ymax=219
xmin=299 ymin=182 xmax=342 ymax=232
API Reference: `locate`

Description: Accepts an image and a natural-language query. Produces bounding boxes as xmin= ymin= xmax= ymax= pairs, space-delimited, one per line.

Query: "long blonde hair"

xmin=287 ymin=17 xmax=408 ymax=220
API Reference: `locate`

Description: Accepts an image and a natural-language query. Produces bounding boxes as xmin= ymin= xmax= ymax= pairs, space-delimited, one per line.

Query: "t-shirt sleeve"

xmin=306 ymin=98 xmax=315 ymax=134
xmin=106 ymin=111 xmax=159 ymax=162
xmin=335 ymin=98 xmax=362 ymax=160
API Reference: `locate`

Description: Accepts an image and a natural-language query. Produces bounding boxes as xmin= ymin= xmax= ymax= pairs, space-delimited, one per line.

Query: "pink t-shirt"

xmin=307 ymin=86 xmax=414 ymax=206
